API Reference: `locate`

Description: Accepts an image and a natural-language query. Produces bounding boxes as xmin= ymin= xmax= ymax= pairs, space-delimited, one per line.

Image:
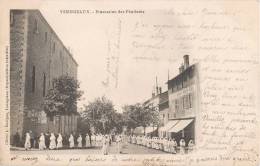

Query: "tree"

xmin=81 ymin=96 xmax=124 ymax=135
xmin=122 ymin=103 xmax=159 ymax=135
xmin=43 ymin=75 xmax=83 ymax=116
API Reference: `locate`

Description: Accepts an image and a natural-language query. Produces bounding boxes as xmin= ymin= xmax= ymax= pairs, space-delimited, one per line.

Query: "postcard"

xmin=0 ymin=0 xmax=259 ymax=165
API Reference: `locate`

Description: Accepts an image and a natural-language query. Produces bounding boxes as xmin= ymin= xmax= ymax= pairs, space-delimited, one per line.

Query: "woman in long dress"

xmin=91 ymin=134 xmax=96 ymax=147
xmin=166 ymin=138 xmax=170 ymax=153
xmin=38 ymin=133 xmax=46 ymax=150
xmin=116 ymin=135 xmax=122 ymax=154
xmin=24 ymin=132 xmax=31 ymax=150
xmin=102 ymin=135 xmax=109 ymax=155
xmin=163 ymin=137 xmax=168 ymax=152
xmin=77 ymin=134 xmax=82 ymax=148
xmin=188 ymin=139 xmax=194 ymax=153
xmin=69 ymin=134 xmax=74 ymax=148
xmin=85 ymin=134 xmax=90 ymax=148
xmin=179 ymin=138 xmax=186 ymax=154
xmin=49 ymin=133 xmax=56 ymax=150
xmin=57 ymin=133 xmax=63 ymax=149
xmin=170 ymin=138 xmax=177 ymax=154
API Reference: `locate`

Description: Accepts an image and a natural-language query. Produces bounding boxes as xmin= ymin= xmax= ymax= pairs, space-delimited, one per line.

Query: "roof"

xmin=167 ymin=63 xmax=198 ymax=86
xmin=159 ymin=91 xmax=168 ymax=104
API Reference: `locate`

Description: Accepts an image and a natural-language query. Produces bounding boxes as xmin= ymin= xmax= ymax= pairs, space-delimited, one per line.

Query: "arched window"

xmin=43 ymin=73 xmax=46 ymax=97
xmin=60 ymin=51 xmax=63 ymax=74
xmin=53 ymin=42 xmax=56 ymax=53
xmin=34 ymin=19 xmax=39 ymax=33
xmin=44 ymin=32 xmax=48 ymax=43
xmin=32 ymin=66 xmax=36 ymax=92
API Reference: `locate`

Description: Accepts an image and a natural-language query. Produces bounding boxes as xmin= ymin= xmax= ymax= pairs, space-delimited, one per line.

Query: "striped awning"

xmin=159 ymin=120 xmax=179 ymax=132
xmin=168 ymin=119 xmax=194 ymax=133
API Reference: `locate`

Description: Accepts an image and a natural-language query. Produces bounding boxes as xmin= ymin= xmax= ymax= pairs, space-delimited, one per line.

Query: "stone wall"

xmin=10 ymin=10 xmax=78 ymax=144
xmin=10 ymin=10 xmax=28 ymax=144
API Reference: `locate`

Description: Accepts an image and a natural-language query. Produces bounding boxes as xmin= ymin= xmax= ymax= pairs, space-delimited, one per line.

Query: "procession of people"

xmin=128 ymin=135 xmax=194 ymax=154
xmin=21 ymin=130 xmax=194 ymax=155
xmin=22 ymin=130 xmax=127 ymax=155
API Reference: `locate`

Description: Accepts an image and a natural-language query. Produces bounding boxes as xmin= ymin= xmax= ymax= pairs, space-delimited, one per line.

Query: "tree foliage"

xmin=122 ymin=103 xmax=159 ymax=134
xmin=80 ymin=96 xmax=124 ymax=135
xmin=43 ymin=75 xmax=83 ymax=116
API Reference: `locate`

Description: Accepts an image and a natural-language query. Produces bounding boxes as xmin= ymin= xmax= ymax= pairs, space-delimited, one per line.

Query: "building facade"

xmin=10 ymin=10 xmax=78 ymax=144
xmin=142 ymin=86 xmax=161 ymax=136
xmin=158 ymin=91 xmax=169 ymax=126
xmin=157 ymin=91 xmax=169 ymax=138
xmin=166 ymin=55 xmax=200 ymax=144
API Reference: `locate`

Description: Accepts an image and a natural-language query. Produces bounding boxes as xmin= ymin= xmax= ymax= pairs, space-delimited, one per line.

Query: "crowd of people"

xmin=21 ymin=131 xmax=125 ymax=155
xmin=128 ymin=135 xmax=194 ymax=154
xmin=14 ymin=131 xmax=194 ymax=155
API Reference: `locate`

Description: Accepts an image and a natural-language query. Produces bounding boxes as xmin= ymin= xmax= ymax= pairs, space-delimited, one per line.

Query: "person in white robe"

xmin=91 ymin=134 xmax=96 ymax=147
xmin=24 ymin=132 xmax=31 ymax=150
xmin=38 ymin=133 xmax=46 ymax=150
xmin=116 ymin=135 xmax=122 ymax=154
xmin=160 ymin=138 xmax=164 ymax=150
xmin=163 ymin=137 xmax=168 ymax=152
xmin=179 ymin=138 xmax=186 ymax=154
xmin=69 ymin=134 xmax=75 ymax=148
xmin=49 ymin=133 xmax=56 ymax=150
xmin=96 ymin=134 xmax=101 ymax=147
xmin=151 ymin=137 xmax=155 ymax=149
xmin=77 ymin=134 xmax=82 ymax=148
xmin=167 ymin=138 xmax=172 ymax=153
xmin=102 ymin=135 xmax=109 ymax=155
xmin=85 ymin=134 xmax=90 ymax=148
xmin=57 ymin=133 xmax=63 ymax=149
xmin=188 ymin=139 xmax=194 ymax=153
xmin=171 ymin=138 xmax=177 ymax=154
xmin=100 ymin=134 xmax=105 ymax=147
xmin=132 ymin=135 xmax=136 ymax=144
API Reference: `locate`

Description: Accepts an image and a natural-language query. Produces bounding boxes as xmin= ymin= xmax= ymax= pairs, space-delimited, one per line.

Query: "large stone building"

xmin=10 ymin=10 xmax=78 ymax=144
xmin=163 ymin=55 xmax=200 ymax=144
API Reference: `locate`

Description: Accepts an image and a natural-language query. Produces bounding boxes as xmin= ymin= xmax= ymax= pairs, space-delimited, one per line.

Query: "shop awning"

xmin=159 ymin=120 xmax=179 ymax=132
xmin=168 ymin=119 xmax=194 ymax=133
xmin=145 ymin=127 xmax=157 ymax=134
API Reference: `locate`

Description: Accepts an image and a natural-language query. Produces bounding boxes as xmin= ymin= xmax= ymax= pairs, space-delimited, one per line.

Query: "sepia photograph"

xmin=1 ymin=1 xmax=259 ymax=165
xmin=10 ymin=9 xmax=198 ymax=155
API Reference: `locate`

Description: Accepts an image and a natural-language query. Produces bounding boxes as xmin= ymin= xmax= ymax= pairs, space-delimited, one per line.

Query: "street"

xmin=11 ymin=142 xmax=167 ymax=155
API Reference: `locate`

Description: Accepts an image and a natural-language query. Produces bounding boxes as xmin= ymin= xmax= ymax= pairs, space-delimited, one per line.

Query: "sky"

xmin=40 ymin=1 xmax=246 ymax=111
xmin=39 ymin=1 xmax=201 ymax=112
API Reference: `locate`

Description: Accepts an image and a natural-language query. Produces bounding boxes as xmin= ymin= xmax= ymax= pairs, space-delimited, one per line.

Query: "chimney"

xmin=156 ymin=76 xmax=159 ymax=95
xmin=183 ymin=55 xmax=189 ymax=69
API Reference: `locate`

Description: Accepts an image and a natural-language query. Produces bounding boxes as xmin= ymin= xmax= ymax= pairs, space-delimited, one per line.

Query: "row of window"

xmin=10 ymin=12 xmax=57 ymax=54
xmin=12 ymin=13 xmax=70 ymax=73
xmin=171 ymin=77 xmax=195 ymax=93
xmin=173 ymin=93 xmax=193 ymax=112
xmin=33 ymin=18 xmax=61 ymax=55
xmin=162 ymin=113 xmax=170 ymax=120
xmin=11 ymin=13 xmax=61 ymax=56
xmin=31 ymin=65 xmax=70 ymax=97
